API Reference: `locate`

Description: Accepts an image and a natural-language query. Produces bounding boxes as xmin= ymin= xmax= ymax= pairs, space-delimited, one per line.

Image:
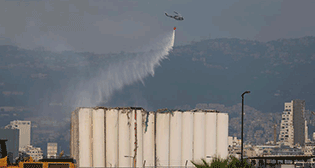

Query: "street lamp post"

xmin=241 ymin=90 xmax=250 ymax=167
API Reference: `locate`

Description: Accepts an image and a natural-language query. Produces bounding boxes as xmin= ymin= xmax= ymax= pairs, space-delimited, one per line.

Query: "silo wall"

xmin=193 ymin=112 xmax=206 ymax=163
xmin=216 ymin=113 xmax=229 ymax=159
xmin=156 ymin=112 xmax=170 ymax=166
xmin=143 ymin=112 xmax=155 ymax=166
xmin=136 ymin=109 xmax=144 ymax=167
xmin=205 ymin=113 xmax=217 ymax=162
xmin=118 ymin=109 xmax=131 ymax=167
xmin=70 ymin=108 xmax=228 ymax=168
xmin=181 ymin=112 xmax=194 ymax=167
xmin=170 ymin=111 xmax=182 ymax=166
xmin=105 ymin=109 xmax=119 ymax=167
xmin=92 ymin=109 xmax=105 ymax=167
xmin=78 ymin=108 xmax=92 ymax=168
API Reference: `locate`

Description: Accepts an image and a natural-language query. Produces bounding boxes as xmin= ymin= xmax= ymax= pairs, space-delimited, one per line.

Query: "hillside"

xmin=1 ymin=36 xmax=315 ymax=154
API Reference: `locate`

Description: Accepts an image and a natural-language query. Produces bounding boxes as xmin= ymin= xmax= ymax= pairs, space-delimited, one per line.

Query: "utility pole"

xmin=241 ymin=91 xmax=250 ymax=167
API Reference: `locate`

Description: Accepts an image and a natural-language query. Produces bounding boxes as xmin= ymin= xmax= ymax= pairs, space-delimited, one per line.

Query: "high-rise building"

xmin=279 ymin=100 xmax=306 ymax=146
xmin=47 ymin=143 xmax=58 ymax=158
xmin=5 ymin=120 xmax=31 ymax=150
xmin=279 ymin=102 xmax=294 ymax=145
xmin=0 ymin=129 xmax=19 ymax=164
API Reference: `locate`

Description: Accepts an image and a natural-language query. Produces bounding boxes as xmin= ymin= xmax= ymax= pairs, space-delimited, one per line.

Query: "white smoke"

xmin=73 ymin=30 xmax=175 ymax=107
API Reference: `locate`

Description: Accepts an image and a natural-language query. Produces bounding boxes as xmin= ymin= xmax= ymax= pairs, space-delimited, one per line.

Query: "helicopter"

xmin=165 ymin=11 xmax=184 ymax=21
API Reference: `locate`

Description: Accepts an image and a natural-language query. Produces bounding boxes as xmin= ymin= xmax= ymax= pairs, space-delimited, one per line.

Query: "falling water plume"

xmin=73 ymin=29 xmax=176 ymax=107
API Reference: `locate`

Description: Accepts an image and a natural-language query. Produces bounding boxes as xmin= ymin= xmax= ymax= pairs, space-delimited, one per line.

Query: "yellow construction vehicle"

xmin=0 ymin=139 xmax=76 ymax=168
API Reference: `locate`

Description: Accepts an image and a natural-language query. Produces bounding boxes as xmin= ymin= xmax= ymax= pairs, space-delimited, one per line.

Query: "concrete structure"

xmin=0 ymin=129 xmax=19 ymax=164
xmin=20 ymin=145 xmax=43 ymax=161
xmin=279 ymin=100 xmax=306 ymax=146
xmin=5 ymin=120 xmax=31 ymax=150
xmin=70 ymin=107 xmax=229 ymax=168
xmin=293 ymin=100 xmax=306 ymax=146
xmin=47 ymin=143 xmax=58 ymax=158
xmin=279 ymin=102 xmax=294 ymax=146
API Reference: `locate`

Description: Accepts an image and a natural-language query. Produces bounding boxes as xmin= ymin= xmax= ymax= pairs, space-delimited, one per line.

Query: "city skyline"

xmin=1 ymin=1 xmax=315 ymax=167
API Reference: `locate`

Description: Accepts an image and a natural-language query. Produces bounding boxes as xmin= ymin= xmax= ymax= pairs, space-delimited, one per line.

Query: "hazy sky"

xmin=1 ymin=0 xmax=315 ymax=53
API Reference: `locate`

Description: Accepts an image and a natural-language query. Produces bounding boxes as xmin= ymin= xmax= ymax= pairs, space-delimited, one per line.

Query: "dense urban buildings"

xmin=225 ymin=99 xmax=315 ymax=167
xmin=2 ymin=120 xmax=44 ymax=162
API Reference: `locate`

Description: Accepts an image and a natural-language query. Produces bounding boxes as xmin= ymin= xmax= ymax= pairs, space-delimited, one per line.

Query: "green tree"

xmin=191 ymin=156 xmax=253 ymax=168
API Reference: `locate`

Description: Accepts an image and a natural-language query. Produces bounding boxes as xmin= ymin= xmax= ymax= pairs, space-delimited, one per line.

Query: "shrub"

xmin=191 ymin=156 xmax=253 ymax=168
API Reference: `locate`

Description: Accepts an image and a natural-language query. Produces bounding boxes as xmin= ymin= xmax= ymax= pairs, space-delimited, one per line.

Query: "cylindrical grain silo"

xmin=216 ymin=113 xmax=229 ymax=159
xmin=106 ymin=109 xmax=119 ymax=167
xmin=70 ymin=107 xmax=229 ymax=168
xmin=156 ymin=112 xmax=170 ymax=166
xmin=170 ymin=111 xmax=182 ymax=166
xmin=92 ymin=109 xmax=105 ymax=167
xmin=129 ymin=109 xmax=136 ymax=167
xmin=205 ymin=112 xmax=217 ymax=162
xmin=118 ymin=109 xmax=131 ymax=167
xmin=79 ymin=108 xmax=92 ymax=168
xmin=136 ymin=109 xmax=144 ymax=167
xmin=181 ymin=111 xmax=194 ymax=166
xmin=143 ymin=112 xmax=155 ymax=166
xmin=193 ymin=112 xmax=206 ymax=163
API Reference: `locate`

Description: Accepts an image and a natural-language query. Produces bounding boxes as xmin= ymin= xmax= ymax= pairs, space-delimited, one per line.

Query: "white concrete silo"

xmin=129 ymin=109 xmax=146 ymax=167
xmin=170 ymin=111 xmax=182 ymax=166
xmin=193 ymin=112 xmax=206 ymax=162
xmin=118 ymin=109 xmax=131 ymax=167
xmin=105 ymin=109 xmax=119 ymax=167
xmin=143 ymin=112 xmax=155 ymax=166
xmin=136 ymin=109 xmax=144 ymax=167
xmin=70 ymin=107 xmax=229 ymax=168
xmin=92 ymin=109 xmax=105 ymax=167
xmin=216 ymin=113 xmax=229 ymax=159
xmin=205 ymin=112 xmax=217 ymax=162
xmin=181 ymin=111 xmax=194 ymax=166
xmin=78 ymin=108 xmax=92 ymax=168
xmin=156 ymin=112 xmax=170 ymax=166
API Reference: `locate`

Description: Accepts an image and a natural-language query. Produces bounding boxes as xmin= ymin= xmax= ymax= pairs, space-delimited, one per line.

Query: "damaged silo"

xmin=70 ymin=107 xmax=228 ymax=168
